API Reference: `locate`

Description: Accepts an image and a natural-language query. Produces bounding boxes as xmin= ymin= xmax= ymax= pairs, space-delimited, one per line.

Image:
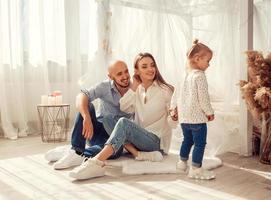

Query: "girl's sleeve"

xmin=119 ymin=88 xmax=136 ymax=114
xmin=196 ymin=74 xmax=214 ymax=115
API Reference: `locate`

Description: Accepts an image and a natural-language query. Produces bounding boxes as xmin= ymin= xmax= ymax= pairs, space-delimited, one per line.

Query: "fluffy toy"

xmin=240 ymin=51 xmax=271 ymax=164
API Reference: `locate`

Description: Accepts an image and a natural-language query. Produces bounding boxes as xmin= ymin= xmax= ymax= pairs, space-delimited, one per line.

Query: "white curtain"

xmin=107 ymin=0 xmax=241 ymax=105
xmin=0 ymin=0 xmax=99 ymax=139
xmin=0 ymin=0 xmax=26 ymax=139
xmin=254 ymin=0 xmax=271 ymax=53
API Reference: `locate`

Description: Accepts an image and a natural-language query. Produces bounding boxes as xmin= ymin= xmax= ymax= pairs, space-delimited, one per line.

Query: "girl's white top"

xmin=172 ymin=69 xmax=214 ymax=124
xmin=120 ymin=81 xmax=177 ymax=154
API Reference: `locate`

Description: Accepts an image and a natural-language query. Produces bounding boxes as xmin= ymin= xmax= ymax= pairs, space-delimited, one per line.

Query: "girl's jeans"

xmin=180 ymin=123 xmax=207 ymax=167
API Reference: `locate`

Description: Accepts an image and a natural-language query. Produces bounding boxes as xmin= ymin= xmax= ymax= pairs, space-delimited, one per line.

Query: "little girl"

xmin=170 ymin=39 xmax=215 ymax=180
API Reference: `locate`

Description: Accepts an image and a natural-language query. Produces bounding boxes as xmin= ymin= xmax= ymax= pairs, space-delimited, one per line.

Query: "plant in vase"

xmin=240 ymin=51 xmax=271 ymax=164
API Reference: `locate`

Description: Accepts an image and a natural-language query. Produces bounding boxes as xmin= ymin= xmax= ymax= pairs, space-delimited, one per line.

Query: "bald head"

xmin=108 ymin=60 xmax=127 ymax=75
xmin=107 ymin=60 xmax=130 ymax=88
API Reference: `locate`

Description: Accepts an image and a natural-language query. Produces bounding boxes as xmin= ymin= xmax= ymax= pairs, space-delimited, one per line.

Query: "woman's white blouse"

xmin=120 ymin=81 xmax=176 ymax=154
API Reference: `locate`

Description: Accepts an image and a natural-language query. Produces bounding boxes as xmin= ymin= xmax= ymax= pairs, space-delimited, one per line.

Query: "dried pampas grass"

xmin=240 ymin=51 xmax=271 ymax=164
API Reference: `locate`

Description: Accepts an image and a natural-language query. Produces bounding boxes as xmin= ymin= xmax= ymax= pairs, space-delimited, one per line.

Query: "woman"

xmin=69 ymin=53 xmax=177 ymax=180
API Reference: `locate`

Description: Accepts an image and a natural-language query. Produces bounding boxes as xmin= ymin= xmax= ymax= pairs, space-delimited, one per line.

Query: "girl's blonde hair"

xmin=134 ymin=52 xmax=174 ymax=92
xmin=187 ymin=39 xmax=212 ymax=60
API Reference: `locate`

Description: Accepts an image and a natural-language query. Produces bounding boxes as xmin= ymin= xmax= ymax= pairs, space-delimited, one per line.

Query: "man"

xmin=53 ymin=60 xmax=132 ymax=169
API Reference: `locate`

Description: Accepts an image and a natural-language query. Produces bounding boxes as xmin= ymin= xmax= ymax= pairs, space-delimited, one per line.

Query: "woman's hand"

xmin=131 ymin=74 xmax=141 ymax=91
xmin=169 ymin=107 xmax=178 ymax=121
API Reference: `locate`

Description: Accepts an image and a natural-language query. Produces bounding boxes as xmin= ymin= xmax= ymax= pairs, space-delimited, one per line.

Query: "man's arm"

xmin=76 ymin=92 xmax=90 ymax=117
xmin=77 ymin=82 xmax=105 ymax=139
xmin=76 ymin=92 xmax=93 ymax=139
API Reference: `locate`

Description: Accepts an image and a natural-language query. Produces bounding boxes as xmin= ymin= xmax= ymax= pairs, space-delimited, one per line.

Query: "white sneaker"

xmin=44 ymin=145 xmax=70 ymax=162
xmin=188 ymin=167 xmax=216 ymax=180
xmin=53 ymin=149 xmax=84 ymax=170
xmin=177 ymin=160 xmax=188 ymax=172
xmin=69 ymin=158 xmax=105 ymax=180
xmin=135 ymin=151 xmax=163 ymax=162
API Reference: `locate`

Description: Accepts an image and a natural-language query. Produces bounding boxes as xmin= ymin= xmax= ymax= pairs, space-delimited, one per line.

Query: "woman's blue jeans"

xmin=105 ymin=117 xmax=161 ymax=153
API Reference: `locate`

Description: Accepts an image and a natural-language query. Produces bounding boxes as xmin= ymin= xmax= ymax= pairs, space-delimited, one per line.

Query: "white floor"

xmin=0 ymin=135 xmax=271 ymax=200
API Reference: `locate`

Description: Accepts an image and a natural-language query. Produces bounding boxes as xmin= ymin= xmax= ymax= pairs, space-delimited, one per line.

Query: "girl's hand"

xmin=169 ymin=107 xmax=178 ymax=121
xmin=207 ymin=114 xmax=214 ymax=121
xmin=131 ymin=74 xmax=141 ymax=91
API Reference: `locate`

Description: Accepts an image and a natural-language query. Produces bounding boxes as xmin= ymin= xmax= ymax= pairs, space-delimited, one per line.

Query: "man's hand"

xmin=207 ymin=114 xmax=215 ymax=121
xmin=169 ymin=107 xmax=178 ymax=121
xmin=82 ymin=116 xmax=94 ymax=139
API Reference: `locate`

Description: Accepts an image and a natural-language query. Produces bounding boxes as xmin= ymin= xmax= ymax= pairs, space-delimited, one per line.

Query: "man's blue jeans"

xmin=180 ymin=123 xmax=207 ymax=167
xmin=71 ymin=103 xmax=122 ymax=159
xmin=105 ymin=117 xmax=161 ymax=153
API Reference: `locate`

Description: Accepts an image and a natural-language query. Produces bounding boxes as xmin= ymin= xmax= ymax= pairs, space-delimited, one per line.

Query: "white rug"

xmin=45 ymin=146 xmax=223 ymax=175
xmin=107 ymin=153 xmax=222 ymax=175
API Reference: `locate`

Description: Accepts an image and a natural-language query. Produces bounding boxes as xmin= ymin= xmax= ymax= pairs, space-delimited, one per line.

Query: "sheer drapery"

xmin=27 ymin=0 xmax=66 ymax=66
xmin=108 ymin=0 xmax=241 ymax=104
xmin=0 ymin=0 xmax=98 ymax=139
xmin=0 ymin=0 xmax=26 ymax=139
xmin=254 ymin=0 xmax=271 ymax=53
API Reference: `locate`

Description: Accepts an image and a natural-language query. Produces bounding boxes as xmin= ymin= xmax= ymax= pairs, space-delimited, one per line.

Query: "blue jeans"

xmin=180 ymin=123 xmax=207 ymax=167
xmin=71 ymin=103 xmax=122 ymax=159
xmin=105 ymin=117 xmax=161 ymax=154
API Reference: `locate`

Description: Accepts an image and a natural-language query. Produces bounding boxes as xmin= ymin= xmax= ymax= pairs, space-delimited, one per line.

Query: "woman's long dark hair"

xmin=134 ymin=52 xmax=174 ymax=92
